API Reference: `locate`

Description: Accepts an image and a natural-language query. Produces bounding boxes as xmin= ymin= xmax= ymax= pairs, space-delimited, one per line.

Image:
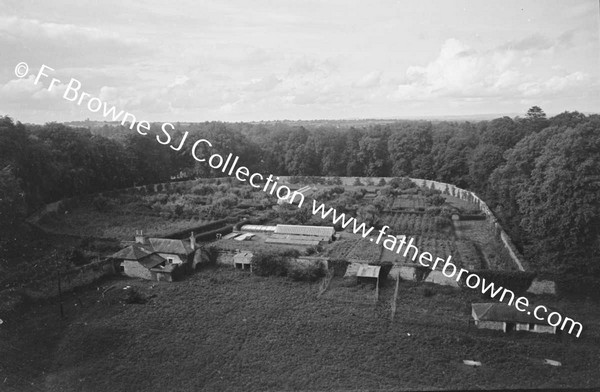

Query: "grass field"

xmin=3 ymin=267 xmax=599 ymax=391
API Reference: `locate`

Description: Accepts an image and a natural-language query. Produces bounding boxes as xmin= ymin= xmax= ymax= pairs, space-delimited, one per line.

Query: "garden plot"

xmin=455 ymin=240 xmax=482 ymax=270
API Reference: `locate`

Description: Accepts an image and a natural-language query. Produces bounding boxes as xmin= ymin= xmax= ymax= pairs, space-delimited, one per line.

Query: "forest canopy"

xmin=1 ymin=108 xmax=598 ymax=276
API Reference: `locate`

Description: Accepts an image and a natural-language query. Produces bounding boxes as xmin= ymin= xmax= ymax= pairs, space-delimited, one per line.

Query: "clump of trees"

xmin=250 ymin=249 xmax=325 ymax=282
xmin=1 ymin=107 xmax=598 ymax=276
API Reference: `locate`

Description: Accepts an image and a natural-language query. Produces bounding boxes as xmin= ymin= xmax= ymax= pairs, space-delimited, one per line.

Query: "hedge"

xmin=165 ymin=219 xmax=229 ymax=239
xmin=193 ymin=225 xmax=233 ymax=241
xmin=459 ymin=270 xmax=536 ymax=296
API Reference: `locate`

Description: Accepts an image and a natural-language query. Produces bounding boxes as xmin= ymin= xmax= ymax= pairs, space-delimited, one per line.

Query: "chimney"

xmin=135 ymin=230 xmax=146 ymax=244
xmin=190 ymin=231 xmax=196 ymax=250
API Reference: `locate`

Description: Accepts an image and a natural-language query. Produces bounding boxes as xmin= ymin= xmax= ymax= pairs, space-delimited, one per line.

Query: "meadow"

xmin=3 ymin=267 xmax=599 ymax=391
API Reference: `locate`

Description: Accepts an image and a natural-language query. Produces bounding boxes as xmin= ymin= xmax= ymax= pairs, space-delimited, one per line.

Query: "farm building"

xmin=273 ymin=224 xmax=335 ymax=239
xmin=240 ymin=225 xmax=277 ymax=233
xmin=233 ymin=251 xmax=253 ymax=271
xmin=356 ymin=264 xmax=381 ymax=286
xmin=471 ymin=303 xmax=557 ymax=335
xmin=259 ymin=224 xmax=336 ymax=247
xmin=111 ymin=231 xmax=201 ymax=281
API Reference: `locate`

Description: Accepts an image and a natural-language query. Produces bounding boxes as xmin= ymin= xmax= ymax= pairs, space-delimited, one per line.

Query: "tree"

xmin=0 ymin=166 xmax=26 ymax=232
xmin=526 ymin=106 xmax=546 ymax=121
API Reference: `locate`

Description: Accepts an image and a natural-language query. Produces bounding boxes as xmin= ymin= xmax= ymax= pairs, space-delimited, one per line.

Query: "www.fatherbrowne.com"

xmin=21 ymin=61 xmax=583 ymax=338
xmin=305 ymin=198 xmax=582 ymax=338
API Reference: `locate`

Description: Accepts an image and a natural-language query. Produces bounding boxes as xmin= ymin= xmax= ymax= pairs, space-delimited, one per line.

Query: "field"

xmin=3 ymin=267 xmax=600 ymax=391
xmin=35 ymin=179 xmax=272 ymax=240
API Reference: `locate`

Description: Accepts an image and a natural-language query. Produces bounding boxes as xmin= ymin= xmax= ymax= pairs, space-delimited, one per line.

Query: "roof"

xmin=241 ymin=225 xmax=277 ymax=232
xmin=471 ymin=303 xmax=550 ymax=325
xmin=150 ymin=263 xmax=176 ymax=273
xmin=148 ymin=238 xmax=194 ymax=255
xmin=222 ymin=232 xmax=242 ymax=240
xmin=111 ymin=245 xmax=153 ymax=261
xmin=357 ymin=264 xmax=381 ymax=279
xmin=234 ymin=233 xmax=255 ymax=241
xmin=274 ymin=224 xmax=335 ymax=237
xmin=265 ymin=237 xmax=321 ymax=246
xmin=138 ymin=253 xmax=167 ymax=269
xmin=234 ymin=252 xmax=253 ymax=263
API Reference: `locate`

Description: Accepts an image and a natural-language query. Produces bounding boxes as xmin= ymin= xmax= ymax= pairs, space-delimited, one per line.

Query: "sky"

xmin=0 ymin=0 xmax=598 ymax=123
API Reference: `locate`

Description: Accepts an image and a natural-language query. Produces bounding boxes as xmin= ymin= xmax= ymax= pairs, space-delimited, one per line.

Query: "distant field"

xmin=38 ymin=208 xmax=211 ymax=240
xmin=4 ymin=268 xmax=599 ymax=391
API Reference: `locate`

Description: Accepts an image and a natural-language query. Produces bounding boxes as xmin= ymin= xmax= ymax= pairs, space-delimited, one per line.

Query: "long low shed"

xmin=274 ymin=225 xmax=335 ymax=238
xmin=240 ymin=225 xmax=277 ymax=232
xmin=265 ymin=238 xmax=321 ymax=246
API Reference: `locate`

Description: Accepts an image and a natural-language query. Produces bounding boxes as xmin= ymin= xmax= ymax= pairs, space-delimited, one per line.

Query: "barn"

xmin=471 ymin=303 xmax=557 ymax=335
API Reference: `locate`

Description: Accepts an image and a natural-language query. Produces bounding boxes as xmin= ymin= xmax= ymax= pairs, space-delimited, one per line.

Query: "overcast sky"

xmin=1 ymin=0 xmax=598 ymax=123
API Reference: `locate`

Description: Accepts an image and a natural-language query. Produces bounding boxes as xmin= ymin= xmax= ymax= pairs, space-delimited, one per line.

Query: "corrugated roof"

xmin=357 ymin=264 xmax=380 ymax=278
xmin=234 ymin=233 xmax=255 ymax=241
xmin=222 ymin=232 xmax=241 ymax=240
xmin=111 ymin=245 xmax=153 ymax=261
xmin=265 ymin=238 xmax=321 ymax=246
xmin=148 ymin=238 xmax=194 ymax=255
xmin=274 ymin=224 xmax=335 ymax=237
xmin=471 ymin=303 xmax=550 ymax=325
xmin=241 ymin=225 xmax=277 ymax=232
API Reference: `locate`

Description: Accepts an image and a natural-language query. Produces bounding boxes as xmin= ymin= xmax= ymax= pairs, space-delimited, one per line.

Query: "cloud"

xmin=391 ymin=38 xmax=594 ymax=102
xmin=0 ymin=16 xmax=148 ymax=69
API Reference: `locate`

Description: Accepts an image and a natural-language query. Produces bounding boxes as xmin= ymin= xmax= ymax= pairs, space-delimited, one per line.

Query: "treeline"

xmin=1 ymin=107 xmax=599 ymax=275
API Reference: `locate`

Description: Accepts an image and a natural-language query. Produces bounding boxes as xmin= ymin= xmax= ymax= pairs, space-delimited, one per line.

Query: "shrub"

xmin=124 ymin=288 xmax=147 ymax=304
xmin=251 ymin=251 xmax=289 ymax=277
xmin=288 ymin=264 xmax=326 ymax=282
xmin=192 ymin=184 xmax=215 ymax=196
xmin=353 ymin=177 xmax=364 ymax=186
xmin=419 ymin=286 xmax=435 ymax=297
xmin=377 ymin=178 xmax=386 ymax=186
xmin=68 ymin=247 xmax=88 ymax=266
xmin=426 ymin=194 xmax=446 ymax=206
xmin=92 ymin=195 xmax=111 ymax=212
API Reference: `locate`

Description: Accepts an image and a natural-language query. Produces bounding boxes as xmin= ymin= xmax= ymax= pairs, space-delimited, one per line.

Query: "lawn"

xmin=3 ymin=267 xmax=599 ymax=391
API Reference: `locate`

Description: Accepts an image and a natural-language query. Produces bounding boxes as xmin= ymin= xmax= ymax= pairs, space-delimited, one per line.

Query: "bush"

xmin=251 ymin=251 xmax=289 ymax=277
xmin=353 ymin=177 xmax=364 ymax=186
xmin=124 ymin=288 xmax=147 ymax=304
xmin=389 ymin=177 xmax=416 ymax=190
xmin=426 ymin=194 xmax=446 ymax=206
xmin=288 ymin=264 xmax=326 ymax=282
xmin=377 ymin=178 xmax=387 ymax=186
xmin=192 ymin=184 xmax=215 ymax=196
xmin=68 ymin=247 xmax=88 ymax=266
xmin=92 ymin=196 xmax=111 ymax=212
xmin=419 ymin=286 xmax=435 ymax=297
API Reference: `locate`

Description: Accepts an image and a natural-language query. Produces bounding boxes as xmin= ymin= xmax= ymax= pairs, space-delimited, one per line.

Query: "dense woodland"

xmin=1 ymin=107 xmax=599 ymax=276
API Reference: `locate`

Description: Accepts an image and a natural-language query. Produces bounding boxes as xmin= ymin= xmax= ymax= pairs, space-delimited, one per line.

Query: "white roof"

xmin=357 ymin=264 xmax=381 ymax=278
xmin=241 ymin=225 xmax=277 ymax=232
xmin=234 ymin=233 xmax=255 ymax=241
xmin=274 ymin=224 xmax=334 ymax=237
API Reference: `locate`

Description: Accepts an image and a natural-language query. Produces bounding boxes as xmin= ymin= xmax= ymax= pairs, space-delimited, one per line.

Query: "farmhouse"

xmin=111 ymin=231 xmax=200 ymax=281
xmin=471 ymin=303 xmax=557 ymax=335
